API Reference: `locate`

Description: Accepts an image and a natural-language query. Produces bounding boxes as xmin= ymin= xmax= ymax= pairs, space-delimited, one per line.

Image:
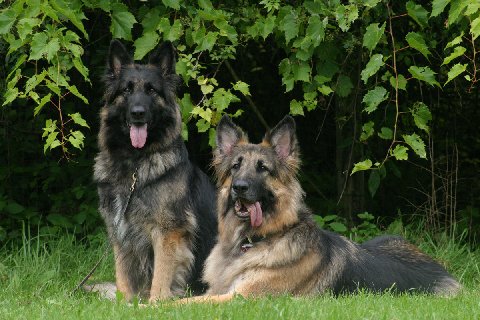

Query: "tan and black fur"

xmin=93 ymin=40 xmax=217 ymax=302
xmin=185 ymin=115 xmax=460 ymax=303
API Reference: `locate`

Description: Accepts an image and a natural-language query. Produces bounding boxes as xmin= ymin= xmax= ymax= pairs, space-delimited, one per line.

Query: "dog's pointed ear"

xmin=264 ymin=115 xmax=297 ymax=160
xmin=216 ymin=115 xmax=246 ymax=155
xmin=108 ymin=40 xmax=131 ymax=76
xmin=149 ymin=41 xmax=176 ymax=75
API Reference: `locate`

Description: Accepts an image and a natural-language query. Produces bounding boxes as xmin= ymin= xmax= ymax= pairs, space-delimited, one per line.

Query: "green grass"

xmin=0 ymin=229 xmax=479 ymax=320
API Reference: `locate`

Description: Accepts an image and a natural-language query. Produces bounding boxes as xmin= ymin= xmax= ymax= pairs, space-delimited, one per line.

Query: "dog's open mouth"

xmin=234 ymin=199 xmax=263 ymax=228
xmin=129 ymin=123 xmax=148 ymax=149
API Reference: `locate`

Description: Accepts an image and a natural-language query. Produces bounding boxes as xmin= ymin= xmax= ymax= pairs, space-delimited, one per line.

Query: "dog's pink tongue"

xmin=130 ymin=124 xmax=148 ymax=148
xmin=247 ymin=202 xmax=263 ymax=228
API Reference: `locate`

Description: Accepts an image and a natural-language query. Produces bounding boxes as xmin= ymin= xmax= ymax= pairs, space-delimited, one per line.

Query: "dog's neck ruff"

xmin=240 ymin=235 xmax=265 ymax=253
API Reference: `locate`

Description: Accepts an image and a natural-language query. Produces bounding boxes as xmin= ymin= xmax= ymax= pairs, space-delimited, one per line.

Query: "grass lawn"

xmin=0 ymin=230 xmax=479 ymax=320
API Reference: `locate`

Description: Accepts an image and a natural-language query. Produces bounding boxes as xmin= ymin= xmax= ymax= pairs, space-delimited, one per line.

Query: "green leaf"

xmin=405 ymin=32 xmax=431 ymax=58
xmin=162 ymin=0 xmax=180 ymax=10
xmin=69 ymin=112 xmax=90 ymax=128
xmin=442 ymin=46 xmax=466 ymax=65
xmin=208 ymin=127 xmax=216 ymax=148
xmin=391 ymin=145 xmax=409 ymax=160
xmin=29 ymin=32 xmax=49 ymax=60
xmin=406 ymin=1 xmax=429 ymax=29
xmin=233 ymin=81 xmax=250 ymax=96
xmin=448 ymin=0 xmax=468 ymax=25
xmin=47 ymin=213 xmax=73 ymax=228
xmin=73 ymin=58 xmax=89 ymax=81
xmin=445 ymin=63 xmax=467 ymax=85
xmin=69 ymin=130 xmax=85 ymax=149
xmin=318 ymin=85 xmax=333 ymax=96
xmin=431 ymin=0 xmax=451 ymax=17
xmin=335 ymin=75 xmax=353 ymax=97
xmin=362 ymin=86 xmax=388 ymax=114
xmin=471 ymin=17 xmax=480 ymax=40
xmin=292 ymin=61 xmax=310 ymax=82
xmin=45 ymin=38 xmax=60 ymax=62
xmin=197 ymin=32 xmax=218 ymax=52
xmin=181 ymin=122 xmax=189 ymax=141
xmin=50 ymin=0 xmax=88 ymax=39
xmin=368 ymin=170 xmax=380 ymax=197
xmin=25 ymin=71 xmax=47 ymax=94
xmin=196 ymin=119 xmax=210 ymax=133
xmin=290 ymin=99 xmax=304 ymax=116
xmin=6 ymin=202 xmax=25 ymax=215
xmin=361 ymin=54 xmax=384 ymax=83
xmin=403 ymin=133 xmax=426 ymax=158
xmin=0 ymin=8 xmax=17 ymax=34
xmin=360 ymin=121 xmax=375 ymax=142
xmin=378 ymin=127 xmax=393 ymax=140
xmin=68 ymin=85 xmax=88 ymax=104
xmin=262 ymin=14 xmax=276 ymax=39
xmin=363 ymin=22 xmax=385 ymax=53
xmin=110 ymin=3 xmax=137 ymax=41
xmin=3 ymin=87 xmax=19 ymax=106
xmin=212 ymin=88 xmax=239 ymax=112
xmin=351 ymin=159 xmax=372 ymax=175
xmin=180 ymin=93 xmax=194 ymax=120
xmin=335 ymin=4 xmax=359 ymax=32
xmin=17 ymin=18 xmax=41 ymax=41
xmin=44 ymin=131 xmax=61 ymax=153
xmin=410 ymin=102 xmax=432 ymax=133
xmin=389 ymin=74 xmax=407 ymax=91
xmin=408 ymin=66 xmax=440 ymax=87
xmin=306 ymin=15 xmax=325 ymax=47
xmin=191 ymin=106 xmax=212 ymax=122
xmin=280 ymin=12 xmax=299 ymax=44
xmin=329 ymin=222 xmax=347 ymax=233
xmin=165 ymin=19 xmax=183 ymax=41
xmin=134 ymin=31 xmax=160 ymax=60
xmin=445 ymin=32 xmax=463 ymax=49
xmin=34 ymin=93 xmax=52 ymax=117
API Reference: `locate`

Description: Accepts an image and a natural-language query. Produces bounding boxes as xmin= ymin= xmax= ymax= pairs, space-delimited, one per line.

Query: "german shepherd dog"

xmin=183 ymin=115 xmax=460 ymax=303
xmin=93 ymin=40 xmax=217 ymax=302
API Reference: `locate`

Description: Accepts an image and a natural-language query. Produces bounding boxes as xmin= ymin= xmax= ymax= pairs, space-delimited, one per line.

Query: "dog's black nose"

xmin=232 ymin=179 xmax=249 ymax=194
xmin=130 ymin=105 xmax=146 ymax=119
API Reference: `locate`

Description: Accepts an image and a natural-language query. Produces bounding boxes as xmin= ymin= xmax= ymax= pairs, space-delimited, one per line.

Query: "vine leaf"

xmin=405 ymin=32 xmax=431 ymax=58
xmin=360 ymin=121 xmax=375 ymax=142
xmin=442 ymin=46 xmax=466 ymax=65
xmin=471 ymin=17 xmax=480 ymax=40
xmin=408 ymin=66 xmax=440 ymax=87
xmin=351 ymin=159 xmax=372 ymax=175
xmin=410 ymin=102 xmax=432 ymax=133
xmin=134 ymin=31 xmax=160 ymax=60
xmin=403 ymin=134 xmax=426 ymax=159
xmin=406 ymin=1 xmax=429 ymax=29
xmin=110 ymin=3 xmax=137 ymax=41
xmin=363 ymin=22 xmax=385 ymax=53
xmin=368 ymin=170 xmax=380 ymax=197
xmin=431 ymin=0 xmax=451 ymax=17
xmin=378 ymin=127 xmax=393 ymax=140
xmin=389 ymin=74 xmax=407 ymax=91
xmin=362 ymin=86 xmax=388 ymax=114
xmin=445 ymin=63 xmax=467 ymax=85
xmin=391 ymin=145 xmax=409 ymax=160
xmin=361 ymin=54 xmax=384 ymax=83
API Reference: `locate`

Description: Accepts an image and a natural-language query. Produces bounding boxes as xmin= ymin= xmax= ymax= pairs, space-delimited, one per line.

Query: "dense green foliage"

xmin=0 ymin=0 xmax=479 ymax=241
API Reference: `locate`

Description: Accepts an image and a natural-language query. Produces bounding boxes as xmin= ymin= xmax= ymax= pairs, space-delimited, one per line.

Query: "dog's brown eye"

xmin=124 ymin=83 xmax=133 ymax=94
xmin=257 ymin=160 xmax=269 ymax=173
xmin=146 ymin=84 xmax=156 ymax=94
